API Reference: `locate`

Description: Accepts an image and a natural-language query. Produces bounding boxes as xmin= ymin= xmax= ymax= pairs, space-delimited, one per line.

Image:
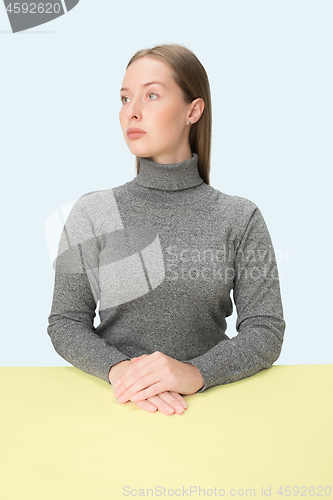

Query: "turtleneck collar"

xmin=134 ymin=152 xmax=203 ymax=191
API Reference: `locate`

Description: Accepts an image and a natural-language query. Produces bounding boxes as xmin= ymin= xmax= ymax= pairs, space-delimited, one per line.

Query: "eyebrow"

xmin=119 ymin=81 xmax=167 ymax=92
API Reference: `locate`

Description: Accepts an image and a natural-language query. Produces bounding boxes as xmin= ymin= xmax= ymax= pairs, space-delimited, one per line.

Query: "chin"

xmin=129 ymin=145 xmax=153 ymax=158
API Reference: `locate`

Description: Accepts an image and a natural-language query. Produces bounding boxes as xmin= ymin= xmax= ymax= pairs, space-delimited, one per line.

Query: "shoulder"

xmin=204 ymin=183 xmax=259 ymax=222
xmin=75 ymin=187 xmax=115 ymax=207
xmin=68 ymin=186 xmax=127 ymax=233
xmin=70 ymin=186 xmax=124 ymax=217
xmin=74 ymin=178 xmax=133 ymax=209
xmin=202 ymin=184 xmax=268 ymax=249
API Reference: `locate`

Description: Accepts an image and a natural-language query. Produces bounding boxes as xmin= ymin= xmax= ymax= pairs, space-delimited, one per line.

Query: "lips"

xmin=127 ymin=128 xmax=146 ymax=135
xmin=127 ymin=128 xmax=146 ymax=139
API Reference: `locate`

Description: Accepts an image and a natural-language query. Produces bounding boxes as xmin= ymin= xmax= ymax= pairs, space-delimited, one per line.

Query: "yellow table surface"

xmin=1 ymin=365 xmax=332 ymax=500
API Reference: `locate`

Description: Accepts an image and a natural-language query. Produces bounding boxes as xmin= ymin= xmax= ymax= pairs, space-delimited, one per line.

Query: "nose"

xmin=126 ymin=95 xmax=142 ymax=121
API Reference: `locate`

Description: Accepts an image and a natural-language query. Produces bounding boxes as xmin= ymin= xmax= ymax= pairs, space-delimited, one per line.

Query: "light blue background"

xmin=1 ymin=0 xmax=332 ymax=367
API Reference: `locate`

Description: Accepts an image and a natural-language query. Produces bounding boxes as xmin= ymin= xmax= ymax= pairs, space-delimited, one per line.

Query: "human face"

xmin=119 ymin=56 xmax=193 ymax=164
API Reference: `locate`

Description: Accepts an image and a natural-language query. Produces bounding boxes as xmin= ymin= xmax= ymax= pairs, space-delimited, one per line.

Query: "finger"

xmin=157 ymin=392 xmax=186 ymax=414
xmin=115 ymin=355 xmax=155 ymax=388
xmin=169 ymin=391 xmax=188 ymax=409
xmin=113 ymin=383 xmax=157 ymax=413
xmin=133 ymin=399 xmax=157 ymax=413
xmin=131 ymin=355 xmax=148 ymax=363
xmin=121 ymin=379 xmax=164 ymax=404
xmin=116 ymin=369 xmax=161 ymax=402
xmin=147 ymin=395 xmax=176 ymax=416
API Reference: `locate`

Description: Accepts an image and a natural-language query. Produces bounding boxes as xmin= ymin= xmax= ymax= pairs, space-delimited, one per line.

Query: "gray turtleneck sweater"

xmin=47 ymin=153 xmax=285 ymax=392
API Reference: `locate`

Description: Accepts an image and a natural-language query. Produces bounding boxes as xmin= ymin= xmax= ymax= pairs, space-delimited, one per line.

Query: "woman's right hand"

xmin=109 ymin=361 xmax=187 ymax=416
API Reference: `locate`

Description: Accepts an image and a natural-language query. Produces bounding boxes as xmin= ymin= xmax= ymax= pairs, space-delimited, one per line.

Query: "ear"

xmin=188 ymin=98 xmax=205 ymax=124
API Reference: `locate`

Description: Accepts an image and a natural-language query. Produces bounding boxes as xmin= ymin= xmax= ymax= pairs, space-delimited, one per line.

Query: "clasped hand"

xmin=114 ymin=351 xmax=204 ymax=405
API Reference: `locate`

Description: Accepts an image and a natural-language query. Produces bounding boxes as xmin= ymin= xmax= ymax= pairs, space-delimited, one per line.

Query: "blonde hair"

xmin=126 ymin=43 xmax=212 ymax=185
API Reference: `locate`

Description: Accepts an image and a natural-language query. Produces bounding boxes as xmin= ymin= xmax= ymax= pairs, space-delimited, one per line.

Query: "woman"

xmin=48 ymin=44 xmax=285 ymax=416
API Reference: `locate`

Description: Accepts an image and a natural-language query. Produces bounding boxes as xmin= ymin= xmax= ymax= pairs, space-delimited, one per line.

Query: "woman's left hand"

xmin=113 ymin=351 xmax=204 ymax=404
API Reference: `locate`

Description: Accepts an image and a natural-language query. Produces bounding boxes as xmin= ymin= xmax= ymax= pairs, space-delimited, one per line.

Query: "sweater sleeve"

xmin=47 ymin=196 xmax=130 ymax=385
xmin=184 ymin=203 xmax=286 ymax=392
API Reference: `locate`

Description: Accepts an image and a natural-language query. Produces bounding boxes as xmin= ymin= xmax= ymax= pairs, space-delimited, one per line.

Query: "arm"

xmin=92 ymin=201 xmax=285 ymax=402
xmin=47 ymin=196 xmax=130 ymax=384
xmin=48 ymin=194 xmax=196 ymax=415
xmin=183 ymin=205 xmax=286 ymax=392
xmin=112 ymin=203 xmax=285 ymax=403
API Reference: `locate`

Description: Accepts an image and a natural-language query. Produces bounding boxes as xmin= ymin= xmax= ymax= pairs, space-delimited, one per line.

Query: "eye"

xmin=120 ymin=91 xmax=159 ymax=105
xmin=146 ymin=91 xmax=158 ymax=100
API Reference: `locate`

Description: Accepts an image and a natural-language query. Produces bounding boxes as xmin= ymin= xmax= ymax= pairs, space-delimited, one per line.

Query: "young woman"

xmin=48 ymin=44 xmax=285 ymax=416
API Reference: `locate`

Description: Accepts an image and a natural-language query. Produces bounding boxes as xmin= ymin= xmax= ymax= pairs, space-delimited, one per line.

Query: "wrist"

xmin=108 ymin=360 xmax=131 ymax=385
xmin=184 ymin=362 xmax=204 ymax=393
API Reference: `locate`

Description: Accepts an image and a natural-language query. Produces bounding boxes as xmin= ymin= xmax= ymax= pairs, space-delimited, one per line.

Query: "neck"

xmin=134 ymin=152 xmax=203 ymax=192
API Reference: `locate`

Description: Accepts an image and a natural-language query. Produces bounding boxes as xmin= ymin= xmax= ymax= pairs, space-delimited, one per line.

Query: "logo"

xmin=45 ymin=191 xmax=165 ymax=311
xmin=3 ymin=0 xmax=80 ymax=33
